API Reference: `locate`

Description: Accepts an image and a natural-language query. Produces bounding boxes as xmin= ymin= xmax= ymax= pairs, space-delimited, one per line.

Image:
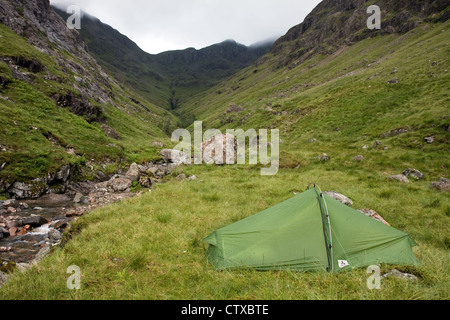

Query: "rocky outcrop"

xmin=6 ymin=164 xmax=74 ymax=199
xmin=0 ymin=0 xmax=122 ymax=120
xmin=272 ymin=0 xmax=449 ymax=68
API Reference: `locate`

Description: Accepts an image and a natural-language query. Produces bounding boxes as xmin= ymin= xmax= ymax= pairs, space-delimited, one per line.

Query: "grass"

xmin=0 ymin=11 xmax=448 ymax=301
xmin=0 ymin=22 xmax=176 ymax=184
xmin=0 ymin=164 xmax=448 ymax=300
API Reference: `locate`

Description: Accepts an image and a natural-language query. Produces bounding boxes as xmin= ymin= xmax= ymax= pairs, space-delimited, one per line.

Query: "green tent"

xmin=204 ymin=185 xmax=419 ymax=272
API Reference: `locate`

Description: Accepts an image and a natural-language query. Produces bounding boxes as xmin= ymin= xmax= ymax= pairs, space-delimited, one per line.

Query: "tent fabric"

xmin=204 ymin=187 xmax=419 ymax=272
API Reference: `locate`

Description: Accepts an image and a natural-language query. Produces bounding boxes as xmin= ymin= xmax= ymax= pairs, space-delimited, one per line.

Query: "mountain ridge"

xmin=53 ymin=6 xmax=273 ymax=111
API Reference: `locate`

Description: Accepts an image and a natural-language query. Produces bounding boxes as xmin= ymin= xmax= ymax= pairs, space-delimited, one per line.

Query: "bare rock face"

xmin=0 ymin=0 xmax=118 ymax=117
xmin=272 ymin=0 xmax=448 ymax=68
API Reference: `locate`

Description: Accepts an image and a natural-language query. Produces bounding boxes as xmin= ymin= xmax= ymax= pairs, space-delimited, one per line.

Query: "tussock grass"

xmin=0 ymin=165 xmax=448 ymax=300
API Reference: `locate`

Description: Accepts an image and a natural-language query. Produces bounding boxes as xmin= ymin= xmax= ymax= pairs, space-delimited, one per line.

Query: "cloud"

xmin=50 ymin=0 xmax=321 ymax=54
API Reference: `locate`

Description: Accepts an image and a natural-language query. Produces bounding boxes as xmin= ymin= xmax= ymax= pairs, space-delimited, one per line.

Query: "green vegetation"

xmin=0 ymin=22 xmax=175 ymax=183
xmin=0 ymin=4 xmax=448 ymax=301
xmin=53 ymin=8 xmax=272 ymax=111
xmin=0 ymin=166 xmax=448 ymax=299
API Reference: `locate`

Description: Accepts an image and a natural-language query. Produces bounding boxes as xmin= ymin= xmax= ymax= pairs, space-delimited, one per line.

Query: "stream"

xmin=0 ymin=193 xmax=88 ymax=264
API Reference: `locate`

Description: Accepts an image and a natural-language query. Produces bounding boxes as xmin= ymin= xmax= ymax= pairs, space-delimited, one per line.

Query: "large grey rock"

xmin=324 ymin=191 xmax=353 ymax=206
xmin=383 ymin=269 xmax=419 ymax=281
xmin=125 ymin=163 xmax=140 ymax=182
xmin=160 ymin=149 xmax=190 ymax=166
xmin=318 ymin=153 xmax=331 ymax=162
xmin=431 ymin=178 xmax=450 ymax=191
xmin=202 ymin=133 xmax=237 ymax=165
xmin=389 ymin=174 xmax=410 ymax=183
xmin=357 ymin=209 xmax=390 ymax=226
xmin=403 ymin=168 xmax=424 ymax=181
xmin=109 ymin=176 xmax=133 ymax=192
xmin=22 ymin=216 xmax=48 ymax=228
xmin=73 ymin=193 xmax=83 ymax=203
xmin=8 ymin=179 xmax=49 ymax=199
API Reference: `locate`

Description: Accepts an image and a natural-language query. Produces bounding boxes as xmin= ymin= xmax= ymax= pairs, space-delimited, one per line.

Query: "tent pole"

xmin=315 ymin=185 xmax=334 ymax=273
xmin=321 ymin=192 xmax=334 ymax=273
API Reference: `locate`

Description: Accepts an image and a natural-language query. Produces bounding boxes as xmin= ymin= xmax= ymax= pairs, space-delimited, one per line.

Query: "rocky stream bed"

xmin=0 ymin=149 xmax=192 ymax=284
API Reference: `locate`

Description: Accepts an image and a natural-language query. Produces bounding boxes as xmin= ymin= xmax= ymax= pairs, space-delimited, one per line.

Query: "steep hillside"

xmin=178 ymin=0 xmax=449 ymax=179
xmin=54 ymin=7 xmax=272 ymax=113
xmin=0 ymin=0 xmax=448 ymax=301
xmin=0 ymin=0 xmax=177 ymax=194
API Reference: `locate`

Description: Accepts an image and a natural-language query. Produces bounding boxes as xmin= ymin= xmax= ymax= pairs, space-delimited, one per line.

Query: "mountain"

xmin=271 ymin=0 xmax=449 ymax=68
xmin=0 ymin=0 xmax=177 ymax=190
xmin=176 ymin=0 xmax=449 ymax=176
xmin=0 ymin=0 xmax=449 ymax=301
xmin=53 ymin=8 xmax=273 ymax=112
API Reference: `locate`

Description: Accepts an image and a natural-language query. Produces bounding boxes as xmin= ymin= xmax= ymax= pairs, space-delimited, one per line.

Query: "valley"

xmin=0 ymin=0 xmax=448 ymax=301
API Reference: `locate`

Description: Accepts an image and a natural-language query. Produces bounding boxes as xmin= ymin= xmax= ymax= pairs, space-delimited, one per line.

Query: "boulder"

xmin=22 ymin=216 xmax=48 ymax=228
xmin=383 ymin=269 xmax=419 ymax=281
xmin=424 ymin=136 xmax=434 ymax=144
xmin=109 ymin=176 xmax=133 ymax=192
xmin=389 ymin=174 xmax=410 ymax=183
xmin=1 ymin=199 xmax=18 ymax=208
xmin=48 ymin=228 xmax=62 ymax=242
xmin=318 ymin=153 xmax=331 ymax=162
xmin=357 ymin=209 xmax=390 ymax=226
xmin=176 ymin=174 xmax=187 ymax=181
xmin=48 ymin=164 xmax=72 ymax=184
xmin=353 ymin=155 xmax=365 ymax=162
xmin=73 ymin=193 xmax=83 ymax=203
xmin=403 ymin=168 xmax=424 ymax=181
xmin=202 ymin=133 xmax=237 ymax=165
xmin=387 ymin=78 xmax=399 ymax=84
xmin=431 ymin=178 xmax=450 ymax=191
xmin=125 ymin=163 xmax=140 ymax=182
xmin=8 ymin=179 xmax=49 ymax=199
xmin=139 ymin=175 xmax=152 ymax=188
xmin=160 ymin=149 xmax=190 ymax=166
xmin=152 ymin=142 xmax=164 ymax=148
xmin=5 ymin=220 xmax=22 ymax=229
xmin=324 ymin=191 xmax=353 ymax=206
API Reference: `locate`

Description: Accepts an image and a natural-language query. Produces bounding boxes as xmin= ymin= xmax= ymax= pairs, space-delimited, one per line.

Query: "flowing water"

xmin=0 ymin=194 xmax=86 ymax=264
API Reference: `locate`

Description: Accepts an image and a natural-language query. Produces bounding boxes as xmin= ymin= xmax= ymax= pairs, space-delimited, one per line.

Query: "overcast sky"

xmin=50 ymin=0 xmax=321 ymax=54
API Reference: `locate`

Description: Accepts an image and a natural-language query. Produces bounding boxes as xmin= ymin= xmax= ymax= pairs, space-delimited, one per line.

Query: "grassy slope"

xmin=0 ymin=165 xmax=448 ymax=299
xmin=0 ymin=23 xmax=176 ymax=184
xmin=0 ymin=21 xmax=448 ymax=299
